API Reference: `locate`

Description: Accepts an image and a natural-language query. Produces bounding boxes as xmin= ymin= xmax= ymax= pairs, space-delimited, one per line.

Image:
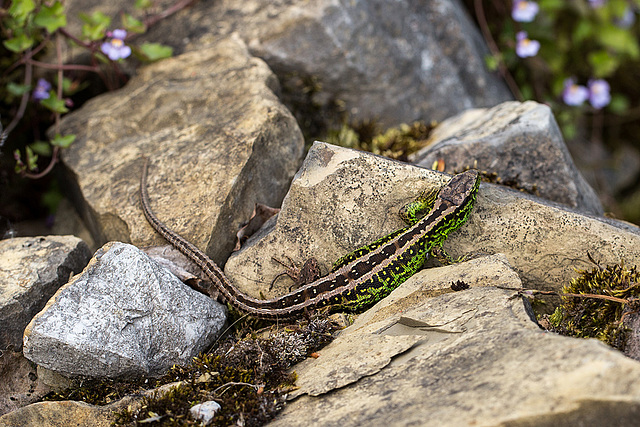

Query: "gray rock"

xmin=22 ymin=242 xmax=226 ymax=379
xmin=227 ymin=141 xmax=640 ymax=299
xmin=237 ymin=0 xmax=513 ymax=126
xmin=410 ymin=101 xmax=604 ymax=215
xmin=271 ymin=258 xmax=640 ymax=426
xmin=57 ymin=36 xmax=304 ymax=266
xmin=190 ymin=400 xmax=221 ymax=425
xmin=0 ymin=236 xmax=90 ymax=351
xmin=455 ymin=181 xmax=640 ymax=292
xmin=63 ymin=0 xmax=512 ymax=128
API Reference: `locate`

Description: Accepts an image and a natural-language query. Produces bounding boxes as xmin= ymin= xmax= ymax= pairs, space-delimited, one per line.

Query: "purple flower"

xmin=562 ymin=79 xmax=589 ymax=106
xmin=101 ymin=29 xmax=131 ymax=60
xmin=515 ymin=31 xmax=540 ymax=58
xmin=615 ymin=7 xmax=636 ymax=28
xmin=512 ymin=0 xmax=539 ymax=22
xmin=33 ymin=78 xmax=51 ymax=101
xmin=588 ymin=79 xmax=611 ymax=109
xmin=588 ymin=0 xmax=606 ymax=8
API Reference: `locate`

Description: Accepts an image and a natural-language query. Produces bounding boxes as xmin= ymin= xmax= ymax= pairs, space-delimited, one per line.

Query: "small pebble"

xmin=190 ymin=400 xmax=222 ymax=425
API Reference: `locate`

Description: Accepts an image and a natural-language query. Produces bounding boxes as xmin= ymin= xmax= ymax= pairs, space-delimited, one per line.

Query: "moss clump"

xmin=113 ymin=315 xmax=339 ymax=426
xmin=327 ymin=120 xmax=434 ymax=160
xmin=43 ymin=377 xmax=150 ymax=406
xmin=548 ymin=260 xmax=640 ymax=351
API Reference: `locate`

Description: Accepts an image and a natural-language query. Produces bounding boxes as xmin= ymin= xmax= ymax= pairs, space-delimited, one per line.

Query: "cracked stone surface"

xmin=271 ymin=256 xmax=640 ymax=426
xmin=22 ymin=242 xmax=226 ymax=379
xmin=411 ymin=101 xmax=603 ymax=215
xmin=0 ymin=236 xmax=90 ymax=351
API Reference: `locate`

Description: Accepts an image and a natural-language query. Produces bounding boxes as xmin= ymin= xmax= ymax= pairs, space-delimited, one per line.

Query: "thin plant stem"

xmin=473 ymin=0 xmax=523 ymax=101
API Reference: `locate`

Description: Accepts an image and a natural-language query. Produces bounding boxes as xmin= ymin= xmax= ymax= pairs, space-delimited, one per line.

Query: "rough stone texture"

xmin=271 ymin=258 xmax=640 ymax=426
xmin=0 ymin=236 xmax=91 ymax=351
xmin=232 ymin=0 xmax=513 ymax=126
xmin=0 ymin=351 xmax=51 ymax=417
xmin=0 ymin=381 xmax=183 ymax=427
xmin=57 ymin=36 xmax=304 ymax=266
xmin=289 ymin=254 xmax=520 ymax=399
xmin=225 ymin=141 xmax=454 ymax=299
xmin=23 ymin=242 xmax=226 ymax=379
xmin=0 ymin=400 xmax=117 ymax=427
xmin=64 ymin=0 xmax=512 ymax=128
xmin=227 ymin=142 xmax=640 ymax=299
xmin=410 ymin=101 xmax=603 ymax=215
xmin=456 ymin=182 xmax=640 ymax=292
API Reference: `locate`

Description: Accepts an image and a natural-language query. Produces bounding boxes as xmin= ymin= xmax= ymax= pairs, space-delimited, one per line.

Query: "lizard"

xmin=140 ymin=160 xmax=480 ymax=320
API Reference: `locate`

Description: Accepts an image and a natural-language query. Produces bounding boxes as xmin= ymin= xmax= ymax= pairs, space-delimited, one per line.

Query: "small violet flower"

xmin=512 ymin=0 xmax=539 ymax=22
xmin=615 ymin=7 xmax=636 ymax=29
xmin=588 ymin=0 xmax=606 ymax=8
xmin=101 ymin=29 xmax=131 ymax=60
xmin=562 ymin=79 xmax=589 ymax=106
xmin=588 ymin=79 xmax=611 ymax=109
xmin=33 ymin=78 xmax=51 ymax=102
xmin=515 ymin=31 xmax=540 ymax=58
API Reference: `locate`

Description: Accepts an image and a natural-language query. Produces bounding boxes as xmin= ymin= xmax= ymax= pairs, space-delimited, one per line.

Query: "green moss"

xmin=112 ymin=315 xmax=339 ymax=426
xmin=327 ymin=120 xmax=434 ymax=160
xmin=547 ymin=260 xmax=640 ymax=351
xmin=43 ymin=377 xmax=149 ymax=406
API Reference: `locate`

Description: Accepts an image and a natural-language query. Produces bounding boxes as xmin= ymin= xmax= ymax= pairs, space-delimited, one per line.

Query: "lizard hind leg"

xmin=430 ymin=245 xmax=475 ymax=266
xmin=269 ymin=256 xmax=322 ymax=291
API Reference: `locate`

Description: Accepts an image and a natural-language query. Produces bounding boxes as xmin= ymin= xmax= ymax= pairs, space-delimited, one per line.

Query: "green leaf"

xmin=41 ymin=184 xmax=63 ymax=213
xmin=484 ymin=54 xmax=499 ymax=72
xmin=608 ymin=94 xmax=629 ymax=114
xmin=79 ymin=11 xmax=111 ymax=41
xmin=135 ymin=0 xmax=153 ymax=10
xmin=122 ymin=13 xmax=145 ymax=34
xmin=40 ymin=92 xmax=69 ymax=113
xmin=8 ymin=0 xmax=36 ymax=24
xmin=598 ymin=25 xmax=640 ymax=58
xmin=7 ymin=82 xmax=31 ymax=96
xmin=34 ymin=1 xmax=67 ymax=33
xmin=608 ymin=0 xmax=629 ymax=18
xmin=588 ymin=50 xmax=620 ymax=77
xmin=3 ymin=33 xmax=35 ymax=52
xmin=13 ymin=149 xmax=26 ymax=174
xmin=25 ymin=146 xmax=38 ymax=171
xmin=561 ymin=122 xmax=577 ymax=140
xmin=538 ymin=0 xmax=564 ymax=12
xmin=61 ymin=77 xmax=89 ymax=96
xmin=138 ymin=43 xmax=173 ymax=61
xmin=520 ymin=84 xmax=534 ymax=101
xmin=572 ymin=20 xmax=593 ymax=43
xmin=29 ymin=140 xmax=53 ymax=156
xmin=51 ymin=133 xmax=76 ymax=148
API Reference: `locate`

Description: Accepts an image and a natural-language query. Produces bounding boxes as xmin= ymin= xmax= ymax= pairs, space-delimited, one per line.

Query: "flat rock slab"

xmin=58 ymin=36 xmax=304 ymax=266
xmin=0 ymin=236 xmax=90 ymax=350
xmin=411 ymin=101 xmax=603 ymax=215
xmin=272 ymin=257 xmax=640 ymax=426
xmin=23 ymin=242 xmax=226 ymax=379
xmin=0 ymin=400 xmax=116 ymax=427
